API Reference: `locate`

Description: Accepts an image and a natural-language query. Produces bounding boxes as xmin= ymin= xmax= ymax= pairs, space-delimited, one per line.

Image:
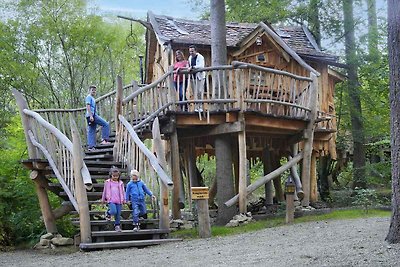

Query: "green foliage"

xmin=0 ymin=116 xmax=41 ymax=246
xmin=1 ymin=0 xmax=145 ymax=109
xmin=196 ymin=154 xmax=216 ymax=187
xmin=352 ymin=188 xmax=380 ymax=213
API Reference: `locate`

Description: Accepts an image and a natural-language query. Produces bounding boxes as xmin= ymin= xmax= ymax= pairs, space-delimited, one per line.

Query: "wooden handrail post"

xmin=168 ymin=65 xmax=176 ymax=111
xmin=114 ymin=75 xmax=123 ymax=160
xmin=13 ymin=89 xmax=58 ymax=233
xmin=301 ymin=73 xmax=319 ymax=207
xmin=71 ymin=118 xmax=92 ymax=244
xmin=152 ymin=118 xmax=170 ymax=230
xmin=12 ymin=89 xmax=37 ymax=159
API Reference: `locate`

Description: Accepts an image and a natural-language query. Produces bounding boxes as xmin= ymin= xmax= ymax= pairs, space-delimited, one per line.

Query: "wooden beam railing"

xmin=23 ymin=109 xmax=92 ymax=212
xmin=232 ymin=61 xmax=314 ymax=120
xmin=32 ymin=84 xmax=137 ymax=143
xmin=114 ymin=114 xmax=173 ymax=199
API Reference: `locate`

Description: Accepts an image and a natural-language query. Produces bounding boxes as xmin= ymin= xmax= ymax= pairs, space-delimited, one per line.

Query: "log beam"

xmin=225 ymin=152 xmax=303 ymax=207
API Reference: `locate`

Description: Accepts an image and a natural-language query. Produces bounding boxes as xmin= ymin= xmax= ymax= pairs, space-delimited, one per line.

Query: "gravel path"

xmin=1 ymin=217 xmax=399 ymax=267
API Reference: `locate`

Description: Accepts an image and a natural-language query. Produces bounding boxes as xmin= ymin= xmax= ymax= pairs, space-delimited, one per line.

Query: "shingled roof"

xmin=148 ymin=12 xmax=338 ymax=63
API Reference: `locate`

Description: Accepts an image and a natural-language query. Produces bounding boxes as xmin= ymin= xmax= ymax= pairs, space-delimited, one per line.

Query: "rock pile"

xmin=34 ymin=233 xmax=74 ymax=250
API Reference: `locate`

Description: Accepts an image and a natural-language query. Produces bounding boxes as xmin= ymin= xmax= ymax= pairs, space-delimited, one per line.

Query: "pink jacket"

xmin=101 ymin=179 xmax=125 ymax=204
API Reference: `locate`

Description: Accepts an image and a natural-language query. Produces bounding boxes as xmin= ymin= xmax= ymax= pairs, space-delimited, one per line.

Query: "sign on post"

xmin=191 ymin=187 xmax=209 ymax=200
xmin=191 ymin=187 xmax=210 ymax=238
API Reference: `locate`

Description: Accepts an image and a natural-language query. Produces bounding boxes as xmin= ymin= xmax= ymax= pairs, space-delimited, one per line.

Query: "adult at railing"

xmin=173 ymin=50 xmax=189 ymax=111
xmin=188 ymin=45 xmax=206 ymax=112
xmin=85 ymin=85 xmax=111 ymax=151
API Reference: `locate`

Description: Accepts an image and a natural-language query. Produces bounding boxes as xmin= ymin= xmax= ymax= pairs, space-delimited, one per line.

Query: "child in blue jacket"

xmin=125 ymin=170 xmax=156 ymax=231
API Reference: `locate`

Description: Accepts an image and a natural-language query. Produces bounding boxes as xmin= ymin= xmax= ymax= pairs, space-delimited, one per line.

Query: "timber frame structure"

xmin=14 ymin=11 xmax=344 ymax=249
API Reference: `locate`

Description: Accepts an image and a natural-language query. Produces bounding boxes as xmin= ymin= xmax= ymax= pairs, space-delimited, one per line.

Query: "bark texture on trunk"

xmin=386 ymin=0 xmax=400 ymax=244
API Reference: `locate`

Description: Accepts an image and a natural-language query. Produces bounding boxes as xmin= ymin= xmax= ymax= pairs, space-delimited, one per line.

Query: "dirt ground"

xmin=1 ymin=216 xmax=399 ymax=267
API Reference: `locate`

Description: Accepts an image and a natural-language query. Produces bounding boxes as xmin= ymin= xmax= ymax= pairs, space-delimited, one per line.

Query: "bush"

xmin=352 ymin=188 xmax=380 ymax=213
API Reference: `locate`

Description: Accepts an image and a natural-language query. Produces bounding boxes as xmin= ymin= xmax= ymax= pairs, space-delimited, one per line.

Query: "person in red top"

xmin=173 ymin=50 xmax=189 ymax=110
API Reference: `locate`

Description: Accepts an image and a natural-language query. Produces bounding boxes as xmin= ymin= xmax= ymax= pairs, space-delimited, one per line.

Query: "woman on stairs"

xmin=101 ymin=166 xmax=126 ymax=232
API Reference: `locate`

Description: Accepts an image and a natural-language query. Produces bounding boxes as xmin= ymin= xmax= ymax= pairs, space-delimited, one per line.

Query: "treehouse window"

xmin=256 ymin=53 xmax=266 ymax=62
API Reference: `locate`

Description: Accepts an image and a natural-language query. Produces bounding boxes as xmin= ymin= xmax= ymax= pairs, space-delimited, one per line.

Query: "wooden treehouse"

xmin=14 ymin=11 xmax=344 ymax=250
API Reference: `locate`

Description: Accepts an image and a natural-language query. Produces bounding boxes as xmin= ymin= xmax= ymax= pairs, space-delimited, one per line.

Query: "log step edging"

xmin=91 ymin=229 xmax=170 ymax=237
xmin=79 ymin=238 xmax=182 ymax=251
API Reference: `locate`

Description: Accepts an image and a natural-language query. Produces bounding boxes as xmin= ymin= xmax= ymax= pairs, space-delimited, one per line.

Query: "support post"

xmin=31 ymin=172 xmax=58 ymax=233
xmin=310 ymin=152 xmax=318 ymax=202
xmin=263 ymin=147 xmax=274 ymax=206
xmin=170 ymin=128 xmax=182 ymax=219
xmin=192 ymin=187 xmax=211 ymax=238
xmin=13 ymin=89 xmax=58 ymax=233
xmin=71 ymin=119 xmax=91 ymax=244
xmin=114 ymin=75 xmax=123 ymax=160
xmin=152 ymin=118 xmax=170 ymax=230
xmin=301 ymin=73 xmax=319 ymax=206
xmin=238 ymin=124 xmax=247 ymax=213
xmin=285 ymin=178 xmax=296 ymax=224
xmin=197 ymin=199 xmax=211 ymax=238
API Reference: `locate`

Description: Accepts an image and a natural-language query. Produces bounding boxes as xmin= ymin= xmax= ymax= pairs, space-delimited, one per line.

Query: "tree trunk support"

xmin=263 ymin=147 xmax=274 ymax=206
xmin=71 ymin=119 xmax=91 ymax=244
xmin=152 ymin=118 xmax=170 ymax=230
xmin=170 ymin=128 xmax=182 ymax=219
xmin=301 ymin=73 xmax=318 ymax=206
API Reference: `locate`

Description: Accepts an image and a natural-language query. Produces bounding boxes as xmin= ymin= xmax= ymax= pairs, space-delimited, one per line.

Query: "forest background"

xmin=0 ymin=0 xmax=391 ymax=247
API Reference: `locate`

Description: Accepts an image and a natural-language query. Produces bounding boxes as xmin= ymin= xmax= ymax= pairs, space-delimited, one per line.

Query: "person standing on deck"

xmin=188 ymin=45 xmax=205 ymax=112
xmin=85 ymin=85 xmax=110 ymax=151
xmin=173 ymin=50 xmax=189 ymax=110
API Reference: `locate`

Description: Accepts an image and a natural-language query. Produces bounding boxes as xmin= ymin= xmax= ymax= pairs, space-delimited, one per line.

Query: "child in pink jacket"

xmin=102 ymin=166 xmax=125 ymax=232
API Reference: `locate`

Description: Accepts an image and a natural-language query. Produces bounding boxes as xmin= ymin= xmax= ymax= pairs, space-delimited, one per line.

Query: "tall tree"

xmin=366 ymin=0 xmax=379 ymax=61
xmin=343 ymin=0 xmax=367 ymax=188
xmin=2 ymin=0 xmax=144 ymax=109
xmin=210 ymin=0 xmax=236 ymax=225
xmin=386 ymin=0 xmax=400 ymax=244
xmin=308 ymin=0 xmax=322 ymax=46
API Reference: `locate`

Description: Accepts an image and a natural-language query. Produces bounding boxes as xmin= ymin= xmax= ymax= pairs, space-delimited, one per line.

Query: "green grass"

xmin=170 ymin=209 xmax=390 ymax=239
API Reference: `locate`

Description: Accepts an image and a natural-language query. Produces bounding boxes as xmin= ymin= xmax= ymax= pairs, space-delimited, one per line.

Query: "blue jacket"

xmin=125 ymin=180 xmax=153 ymax=201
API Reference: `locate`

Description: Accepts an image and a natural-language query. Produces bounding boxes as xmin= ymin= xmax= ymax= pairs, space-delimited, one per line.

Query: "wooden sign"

xmin=191 ymin=187 xmax=209 ymax=200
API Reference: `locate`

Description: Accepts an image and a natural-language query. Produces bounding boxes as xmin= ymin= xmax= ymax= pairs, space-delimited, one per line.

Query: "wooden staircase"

xmin=51 ymin=135 xmax=181 ymax=251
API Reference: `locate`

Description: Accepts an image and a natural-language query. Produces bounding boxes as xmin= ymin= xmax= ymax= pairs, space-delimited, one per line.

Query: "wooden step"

xmin=79 ymin=238 xmax=182 ymax=251
xmin=70 ymin=209 xmax=156 ymax=216
xmin=87 ymin=166 xmax=127 ymax=173
xmin=93 ymin=143 xmax=114 ymax=149
xmin=91 ymin=229 xmax=170 ymax=237
xmin=71 ymin=218 xmax=158 ymax=226
xmin=90 ymin=174 xmax=130 ymax=180
xmin=85 ymin=147 xmax=114 ymax=155
xmin=84 ymin=154 xmax=114 ymax=161
xmin=84 ymin=160 xmax=123 ymax=166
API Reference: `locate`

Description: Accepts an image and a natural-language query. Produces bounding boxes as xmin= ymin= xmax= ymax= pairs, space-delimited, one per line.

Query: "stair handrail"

xmin=31 ymin=84 xmax=137 ymax=143
xmin=20 ymin=107 xmax=92 ymax=212
xmin=115 ymin=114 xmax=173 ymax=189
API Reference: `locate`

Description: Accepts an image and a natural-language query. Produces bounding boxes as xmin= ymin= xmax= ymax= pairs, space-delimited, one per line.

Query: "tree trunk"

xmin=366 ymin=0 xmax=379 ymax=61
xmin=318 ymin=156 xmax=332 ymax=201
xmin=309 ymin=0 xmax=322 ymax=46
xmin=343 ymin=0 xmax=367 ymax=189
xmin=215 ymin=137 xmax=236 ymax=225
xmin=386 ymin=0 xmax=400 ymax=244
xmin=211 ymin=0 xmax=236 ymax=224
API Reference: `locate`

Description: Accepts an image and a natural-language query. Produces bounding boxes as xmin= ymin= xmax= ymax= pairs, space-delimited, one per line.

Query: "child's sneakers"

xmin=104 ymin=211 xmax=111 ymax=221
xmin=100 ymin=140 xmax=111 ymax=145
xmin=133 ymin=224 xmax=140 ymax=232
xmin=114 ymin=225 xmax=122 ymax=232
